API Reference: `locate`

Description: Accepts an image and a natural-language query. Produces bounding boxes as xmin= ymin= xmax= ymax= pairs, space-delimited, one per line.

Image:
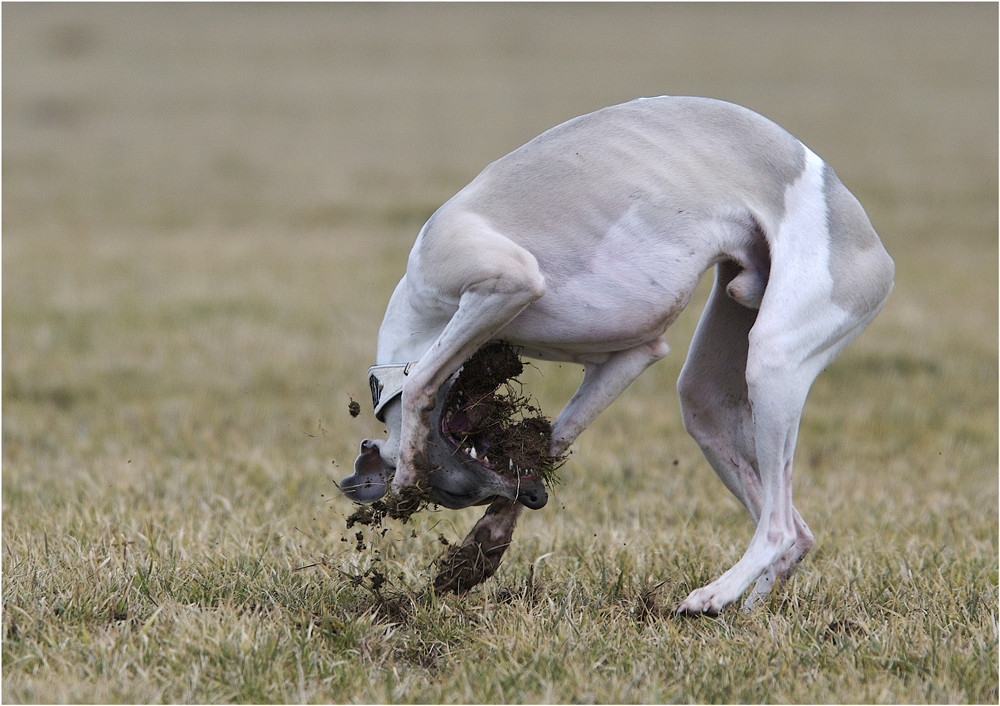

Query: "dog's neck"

xmin=374 ymin=275 xmax=444 ymax=365
xmin=368 ymin=362 xmax=413 ymax=421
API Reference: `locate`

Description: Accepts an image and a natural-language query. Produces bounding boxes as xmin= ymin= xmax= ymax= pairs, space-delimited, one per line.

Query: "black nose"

xmin=517 ymin=486 xmax=548 ymax=510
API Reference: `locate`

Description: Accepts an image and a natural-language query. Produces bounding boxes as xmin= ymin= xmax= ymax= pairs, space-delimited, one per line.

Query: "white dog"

xmin=340 ymin=96 xmax=894 ymax=614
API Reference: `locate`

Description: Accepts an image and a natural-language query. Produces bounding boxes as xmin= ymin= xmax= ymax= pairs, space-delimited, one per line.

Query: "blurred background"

xmin=4 ymin=3 xmax=995 ymax=239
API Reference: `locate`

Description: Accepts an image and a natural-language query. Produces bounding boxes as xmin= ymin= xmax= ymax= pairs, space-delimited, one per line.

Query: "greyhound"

xmin=340 ymin=96 xmax=894 ymax=615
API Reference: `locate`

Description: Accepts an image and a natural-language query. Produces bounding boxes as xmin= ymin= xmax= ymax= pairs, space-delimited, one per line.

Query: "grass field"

xmin=3 ymin=3 xmax=997 ymax=703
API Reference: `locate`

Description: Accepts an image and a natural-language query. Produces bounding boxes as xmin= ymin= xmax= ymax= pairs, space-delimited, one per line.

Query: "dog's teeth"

xmin=509 ymin=459 xmax=514 ymax=470
xmin=483 ymin=455 xmax=489 ymax=464
xmin=469 ymin=447 xmax=478 ymax=460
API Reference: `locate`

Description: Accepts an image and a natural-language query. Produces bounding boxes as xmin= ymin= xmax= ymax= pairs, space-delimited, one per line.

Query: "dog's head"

xmin=338 ymin=370 xmax=548 ymax=511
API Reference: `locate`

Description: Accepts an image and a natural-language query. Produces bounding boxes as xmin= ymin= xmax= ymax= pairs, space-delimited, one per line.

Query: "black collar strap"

xmin=368 ymin=362 xmax=415 ymax=422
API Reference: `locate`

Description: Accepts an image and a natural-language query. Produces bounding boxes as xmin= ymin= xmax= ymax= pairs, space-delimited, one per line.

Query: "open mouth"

xmin=426 ymin=392 xmax=551 ymax=511
xmin=434 ymin=341 xmax=566 ymax=488
xmin=441 ymin=403 xmax=545 ymax=484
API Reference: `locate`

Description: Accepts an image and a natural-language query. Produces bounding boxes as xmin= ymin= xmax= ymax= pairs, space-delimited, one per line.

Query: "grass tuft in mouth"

xmin=443 ymin=341 xmax=567 ymax=486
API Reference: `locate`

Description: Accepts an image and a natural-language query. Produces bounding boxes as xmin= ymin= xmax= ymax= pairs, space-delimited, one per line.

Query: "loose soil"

xmin=442 ymin=341 xmax=566 ymax=484
xmin=345 ymin=484 xmax=428 ymax=527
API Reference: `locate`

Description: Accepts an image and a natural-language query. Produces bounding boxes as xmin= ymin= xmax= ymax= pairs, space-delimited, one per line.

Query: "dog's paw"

xmin=740 ymin=588 xmax=767 ymax=613
xmin=676 ymin=589 xmax=725 ymax=617
xmin=389 ymin=459 xmax=421 ymax=495
xmin=676 ymin=577 xmax=743 ymax=616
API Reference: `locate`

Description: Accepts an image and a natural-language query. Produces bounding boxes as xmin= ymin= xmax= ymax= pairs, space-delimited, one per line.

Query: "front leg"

xmin=391 ymin=247 xmax=546 ymax=494
xmin=549 ymin=338 xmax=669 ymax=456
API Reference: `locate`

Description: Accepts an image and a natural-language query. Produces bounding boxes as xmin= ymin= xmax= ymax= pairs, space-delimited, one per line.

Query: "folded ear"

xmin=338 ymin=439 xmax=389 ymax=503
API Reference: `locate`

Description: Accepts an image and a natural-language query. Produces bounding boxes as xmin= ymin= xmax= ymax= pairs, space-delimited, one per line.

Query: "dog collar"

xmin=368 ymin=362 xmax=415 ymax=422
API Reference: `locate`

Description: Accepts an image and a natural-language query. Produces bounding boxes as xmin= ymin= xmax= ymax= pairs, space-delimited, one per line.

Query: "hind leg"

xmin=679 ymin=275 xmax=888 ymax=616
xmin=679 ymin=148 xmax=895 ymax=614
xmin=678 ymin=327 xmax=816 ymax=614
xmin=678 ymin=264 xmax=814 ymax=611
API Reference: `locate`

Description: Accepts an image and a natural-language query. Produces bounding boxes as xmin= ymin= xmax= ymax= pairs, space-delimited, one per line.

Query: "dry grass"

xmin=3 ymin=3 xmax=997 ymax=703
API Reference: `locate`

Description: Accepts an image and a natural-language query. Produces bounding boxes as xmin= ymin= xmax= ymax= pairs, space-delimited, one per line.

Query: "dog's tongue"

xmin=443 ymin=408 xmax=495 ymax=459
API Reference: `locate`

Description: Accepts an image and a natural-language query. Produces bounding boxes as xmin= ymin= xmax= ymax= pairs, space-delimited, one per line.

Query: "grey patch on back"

xmin=662 ymin=97 xmax=806 ymax=221
xmin=823 ymin=164 xmax=895 ymax=314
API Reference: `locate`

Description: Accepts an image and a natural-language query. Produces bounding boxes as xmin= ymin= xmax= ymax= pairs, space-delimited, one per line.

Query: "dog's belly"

xmin=499 ymin=267 xmax=698 ymax=362
xmin=494 ymin=210 xmax=718 ymax=361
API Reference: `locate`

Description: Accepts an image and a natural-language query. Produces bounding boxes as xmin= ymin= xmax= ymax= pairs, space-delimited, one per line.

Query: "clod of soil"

xmin=348 ymin=398 xmax=361 ymax=417
xmin=346 ymin=484 xmax=428 ymax=528
xmin=442 ymin=341 xmax=566 ymax=484
xmin=433 ymin=541 xmax=506 ymax=593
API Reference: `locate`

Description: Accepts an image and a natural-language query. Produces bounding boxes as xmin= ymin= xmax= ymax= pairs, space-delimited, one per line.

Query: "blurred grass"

xmin=3 ymin=3 xmax=997 ymax=704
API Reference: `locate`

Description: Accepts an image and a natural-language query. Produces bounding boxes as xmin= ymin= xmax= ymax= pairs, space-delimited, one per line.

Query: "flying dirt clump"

xmin=346 ymin=485 xmax=428 ymax=527
xmin=441 ymin=340 xmax=566 ymax=485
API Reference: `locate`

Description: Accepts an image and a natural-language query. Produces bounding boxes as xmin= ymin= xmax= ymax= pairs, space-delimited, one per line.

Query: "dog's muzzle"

xmin=368 ymin=362 xmax=416 ymax=421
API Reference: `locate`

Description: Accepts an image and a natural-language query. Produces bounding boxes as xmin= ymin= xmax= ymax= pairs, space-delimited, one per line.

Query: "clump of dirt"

xmin=346 ymin=484 xmax=428 ymax=528
xmin=433 ymin=541 xmax=506 ymax=593
xmin=635 ymin=581 xmax=669 ymax=621
xmin=443 ymin=341 xmax=566 ymax=484
xmin=825 ymin=618 xmax=868 ymax=643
